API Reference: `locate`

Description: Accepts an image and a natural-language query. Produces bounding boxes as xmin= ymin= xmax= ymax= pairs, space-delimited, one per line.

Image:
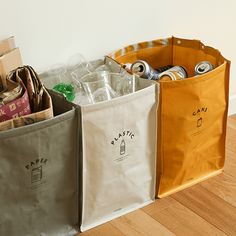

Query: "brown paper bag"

xmin=8 ymin=65 xmax=44 ymax=112
xmin=0 ymin=66 xmax=53 ymax=131
xmin=0 ymin=79 xmax=23 ymax=104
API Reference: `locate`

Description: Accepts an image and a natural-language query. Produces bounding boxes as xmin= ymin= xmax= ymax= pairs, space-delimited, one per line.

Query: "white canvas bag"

xmin=80 ymin=79 xmax=158 ymax=231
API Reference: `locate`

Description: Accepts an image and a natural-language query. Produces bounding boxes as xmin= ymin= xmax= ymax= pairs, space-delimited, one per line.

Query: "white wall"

xmin=0 ymin=0 xmax=235 ymax=114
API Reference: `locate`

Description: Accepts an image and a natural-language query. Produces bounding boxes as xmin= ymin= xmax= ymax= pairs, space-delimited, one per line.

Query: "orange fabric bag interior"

xmin=109 ymin=36 xmax=230 ymax=198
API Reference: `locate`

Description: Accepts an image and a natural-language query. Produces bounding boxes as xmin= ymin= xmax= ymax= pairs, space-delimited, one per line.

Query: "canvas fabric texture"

xmin=0 ymin=91 xmax=79 ymax=236
xmin=0 ymin=58 xmax=158 ymax=235
xmin=40 ymin=58 xmax=158 ymax=232
xmin=109 ymin=36 xmax=230 ymax=198
xmin=80 ymin=77 xmax=158 ymax=231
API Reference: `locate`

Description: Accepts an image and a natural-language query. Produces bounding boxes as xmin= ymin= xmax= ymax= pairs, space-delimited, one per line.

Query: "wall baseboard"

xmin=229 ymin=94 xmax=236 ymax=116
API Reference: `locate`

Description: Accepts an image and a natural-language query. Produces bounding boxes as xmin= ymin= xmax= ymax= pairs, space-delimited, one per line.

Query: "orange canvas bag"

xmin=108 ymin=36 xmax=230 ymax=198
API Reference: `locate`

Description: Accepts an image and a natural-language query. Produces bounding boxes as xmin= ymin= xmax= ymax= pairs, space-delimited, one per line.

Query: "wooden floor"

xmin=80 ymin=115 xmax=236 ymax=236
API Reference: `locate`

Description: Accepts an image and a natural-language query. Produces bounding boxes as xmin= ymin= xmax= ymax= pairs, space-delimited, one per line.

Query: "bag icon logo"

xmin=197 ymin=117 xmax=203 ymax=127
xmin=192 ymin=107 xmax=208 ymax=128
xmin=25 ymin=158 xmax=48 ymax=188
xmin=120 ymin=139 xmax=126 ymax=155
xmin=31 ymin=166 xmax=42 ymax=183
xmin=111 ymin=130 xmax=135 ymax=162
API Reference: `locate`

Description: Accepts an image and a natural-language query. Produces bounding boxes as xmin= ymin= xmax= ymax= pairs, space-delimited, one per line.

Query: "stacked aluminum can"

xmin=127 ymin=60 xmax=213 ymax=81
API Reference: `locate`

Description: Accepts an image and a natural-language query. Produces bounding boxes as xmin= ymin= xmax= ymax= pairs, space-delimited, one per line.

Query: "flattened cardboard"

xmin=0 ymin=36 xmax=15 ymax=56
xmin=0 ymin=48 xmax=23 ymax=88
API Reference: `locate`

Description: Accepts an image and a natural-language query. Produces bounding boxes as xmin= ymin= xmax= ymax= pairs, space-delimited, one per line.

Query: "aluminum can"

xmin=155 ymin=65 xmax=173 ymax=73
xmin=123 ymin=63 xmax=132 ymax=73
xmin=195 ymin=61 xmax=213 ymax=75
xmin=158 ymin=66 xmax=187 ymax=81
xmin=131 ymin=60 xmax=159 ymax=80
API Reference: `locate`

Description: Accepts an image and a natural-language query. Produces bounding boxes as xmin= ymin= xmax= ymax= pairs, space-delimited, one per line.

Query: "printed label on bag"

xmin=111 ymin=130 xmax=135 ymax=163
xmin=25 ymin=158 xmax=48 ymax=190
xmin=191 ymin=107 xmax=208 ymax=136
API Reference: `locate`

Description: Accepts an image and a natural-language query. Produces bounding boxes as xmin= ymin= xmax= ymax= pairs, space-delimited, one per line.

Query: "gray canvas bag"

xmin=0 ymin=58 xmax=158 ymax=235
xmin=0 ymin=91 xmax=79 ymax=236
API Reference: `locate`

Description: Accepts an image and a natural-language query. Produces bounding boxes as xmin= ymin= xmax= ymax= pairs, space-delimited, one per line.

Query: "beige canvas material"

xmin=108 ymin=36 xmax=230 ymax=198
xmin=31 ymin=58 xmax=158 ymax=233
xmin=0 ymin=91 xmax=79 ymax=236
xmin=80 ymin=78 xmax=158 ymax=231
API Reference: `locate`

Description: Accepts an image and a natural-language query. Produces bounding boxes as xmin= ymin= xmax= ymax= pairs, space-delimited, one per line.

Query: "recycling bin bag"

xmin=0 ymin=91 xmax=79 ymax=236
xmin=109 ymin=36 xmax=230 ymax=198
xmin=39 ymin=58 xmax=158 ymax=232
xmin=79 ymin=69 xmax=158 ymax=231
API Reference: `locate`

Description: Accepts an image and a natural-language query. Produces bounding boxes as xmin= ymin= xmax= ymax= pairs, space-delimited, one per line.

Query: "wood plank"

xmin=228 ymin=114 xmax=236 ymax=120
xmin=78 ymin=115 xmax=236 ymax=235
xmin=172 ymin=185 xmax=236 ymax=235
xmin=228 ymin=114 xmax=236 ymax=123
xmin=143 ymin=197 xmax=226 ymax=236
xmin=225 ymin=115 xmax=236 ymax=178
xmin=143 ymin=197 xmax=177 ymax=214
xmin=110 ymin=209 xmax=174 ymax=236
xmin=226 ymin=127 xmax=236 ymax=153
xmin=200 ymin=172 xmax=236 ymax=207
xmin=225 ymin=149 xmax=236 ymax=178
xmin=226 ymin=123 xmax=236 ymax=153
xmin=79 ymin=223 xmax=125 ymax=236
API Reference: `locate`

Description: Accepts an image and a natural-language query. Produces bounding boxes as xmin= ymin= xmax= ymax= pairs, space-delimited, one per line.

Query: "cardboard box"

xmin=0 ymin=37 xmax=16 ymax=56
xmin=0 ymin=48 xmax=23 ymax=88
